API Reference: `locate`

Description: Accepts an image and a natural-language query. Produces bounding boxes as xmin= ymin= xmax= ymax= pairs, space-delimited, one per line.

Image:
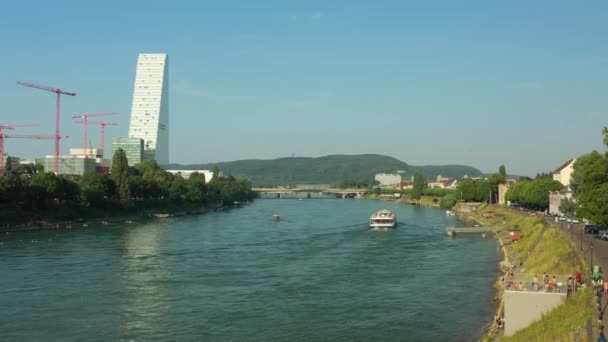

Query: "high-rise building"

xmin=128 ymin=53 xmax=169 ymax=165
xmin=112 ymin=137 xmax=144 ymax=166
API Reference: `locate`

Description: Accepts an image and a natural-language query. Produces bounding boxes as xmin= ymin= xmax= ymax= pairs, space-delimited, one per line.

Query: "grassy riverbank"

xmin=464 ymin=204 xmax=596 ymax=341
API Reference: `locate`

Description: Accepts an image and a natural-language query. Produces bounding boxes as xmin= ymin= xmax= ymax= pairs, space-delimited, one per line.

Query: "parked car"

xmin=573 ymin=219 xmax=579 ymax=224
xmin=566 ymin=218 xmax=573 ymax=223
xmin=559 ymin=217 xmax=566 ymax=221
xmin=585 ymin=224 xmax=598 ymax=233
xmin=598 ymin=232 xmax=608 ymax=240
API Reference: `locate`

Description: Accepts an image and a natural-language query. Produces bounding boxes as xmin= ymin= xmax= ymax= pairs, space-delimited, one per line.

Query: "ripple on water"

xmin=0 ymin=199 xmax=500 ymax=341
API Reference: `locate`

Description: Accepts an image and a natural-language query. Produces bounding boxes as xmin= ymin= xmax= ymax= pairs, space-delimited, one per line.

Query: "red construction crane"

xmin=73 ymin=120 xmax=118 ymax=154
xmin=72 ymin=112 xmax=118 ymax=154
xmin=0 ymin=123 xmax=40 ymax=170
xmin=0 ymin=134 xmax=69 ymax=172
xmin=17 ymin=82 xmax=77 ymax=174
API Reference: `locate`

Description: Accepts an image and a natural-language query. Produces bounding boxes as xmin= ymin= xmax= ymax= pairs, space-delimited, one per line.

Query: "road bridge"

xmin=253 ymin=188 xmax=366 ymax=199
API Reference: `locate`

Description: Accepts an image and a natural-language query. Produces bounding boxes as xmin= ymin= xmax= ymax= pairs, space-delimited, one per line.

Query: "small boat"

xmin=370 ymin=209 xmax=397 ymax=230
xmin=446 ymin=210 xmax=456 ymax=216
xmin=153 ymin=213 xmax=172 ymax=219
xmin=272 ymin=215 xmax=281 ymax=221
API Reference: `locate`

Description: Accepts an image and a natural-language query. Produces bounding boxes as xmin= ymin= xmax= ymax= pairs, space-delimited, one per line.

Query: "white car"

xmin=559 ymin=217 xmax=566 ymax=221
xmin=566 ymin=218 xmax=572 ymax=223
xmin=573 ymin=219 xmax=579 ymax=224
xmin=598 ymin=232 xmax=608 ymax=241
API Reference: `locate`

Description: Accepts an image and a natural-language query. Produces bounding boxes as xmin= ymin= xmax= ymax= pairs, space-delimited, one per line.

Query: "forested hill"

xmin=166 ymin=154 xmax=484 ymax=187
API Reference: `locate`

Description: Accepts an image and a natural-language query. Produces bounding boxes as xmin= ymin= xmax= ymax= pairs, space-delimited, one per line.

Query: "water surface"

xmin=0 ymin=199 xmax=500 ymax=341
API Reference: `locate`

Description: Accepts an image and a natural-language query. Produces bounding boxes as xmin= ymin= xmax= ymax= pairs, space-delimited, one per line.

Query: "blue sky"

xmin=0 ymin=0 xmax=606 ymax=176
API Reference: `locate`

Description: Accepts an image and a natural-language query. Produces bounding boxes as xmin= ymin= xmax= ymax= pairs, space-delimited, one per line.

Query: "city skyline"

xmin=0 ymin=1 xmax=606 ymax=176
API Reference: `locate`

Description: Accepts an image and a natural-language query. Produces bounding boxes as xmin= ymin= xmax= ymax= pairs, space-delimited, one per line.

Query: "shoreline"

xmin=0 ymin=204 xmax=249 ymax=234
xmin=454 ymin=206 xmax=507 ymax=342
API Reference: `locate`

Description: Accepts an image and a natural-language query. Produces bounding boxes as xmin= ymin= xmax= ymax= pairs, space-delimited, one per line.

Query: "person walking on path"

xmin=533 ymin=275 xmax=539 ymax=290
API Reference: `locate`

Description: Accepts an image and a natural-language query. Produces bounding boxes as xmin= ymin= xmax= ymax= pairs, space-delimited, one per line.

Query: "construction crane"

xmin=72 ymin=112 xmax=118 ymax=155
xmin=73 ymin=120 xmax=118 ymax=155
xmin=0 ymin=123 xmax=40 ymax=170
xmin=1 ymin=134 xmax=69 ymax=172
xmin=16 ymin=82 xmax=77 ymax=174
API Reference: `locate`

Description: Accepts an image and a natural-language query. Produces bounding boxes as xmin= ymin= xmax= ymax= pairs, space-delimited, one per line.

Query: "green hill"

xmin=166 ymin=154 xmax=483 ymax=186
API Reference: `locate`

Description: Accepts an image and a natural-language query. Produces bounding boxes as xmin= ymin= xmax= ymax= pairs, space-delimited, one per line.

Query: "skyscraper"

xmin=128 ymin=53 xmax=169 ymax=165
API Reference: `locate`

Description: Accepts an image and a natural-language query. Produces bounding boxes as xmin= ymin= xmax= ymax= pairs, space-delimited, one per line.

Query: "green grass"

xmin=501 ymin=289 xmax=595 ymax=342
xmin=523 ymin=228 xmax=585 ymax=275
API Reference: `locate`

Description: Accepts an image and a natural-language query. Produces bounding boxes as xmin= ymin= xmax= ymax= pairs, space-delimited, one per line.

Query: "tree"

xmin=111 ymin=148 xmax=130 ymax=202
xmin=456 ymin=179 xmax=478 ymax=202
xmin=186 ymin=172 xmax=207 ymax=203
xmin=169 ymin=174 xmax=187 ymax=200
xmin=506 ymin=178 xmax=562 ymax=210
xmin=577 ymin=184 xmax=608 ymax=227
xmin=440 ymin=194 xmax=457 ymax=209
xmin=4 ymin=157 xmax=13 ymax=175
xmin=212 ymin=165 xmax=221 ymax=181
xmin=31 ymin=172 xmax=61 ymax=198
xmin=558 ymin=197 xmax=576 ymax=217
xmin=499 ymin=165 xmax=506 ymax=179
xmin=475 ymin=180 xmax=492 ymax=203
xmin=411 ymin=172 xmax=425 ymax=200
xmin=570 ymin=151 xmax=608 ymax=197
xmin=570 ymin=130 xmax=608 ymax=226
xmin=505 ymin=179 xmax=530 ymax=204
xmin=0 ymin=174 xmax=23 ymax=207
xmin=535 ymin=172 xmax=552 ymax=179
xmin=80 ymin=172 xmax=106 ymax=206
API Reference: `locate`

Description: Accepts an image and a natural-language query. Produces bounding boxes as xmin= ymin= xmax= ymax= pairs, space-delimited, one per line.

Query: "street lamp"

xmin=590 ymin=242 xmax=594 ymax=273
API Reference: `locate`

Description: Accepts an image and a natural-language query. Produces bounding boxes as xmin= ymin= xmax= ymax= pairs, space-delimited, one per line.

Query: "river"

xmin=0 ymin=199 xmax=501 ymax=341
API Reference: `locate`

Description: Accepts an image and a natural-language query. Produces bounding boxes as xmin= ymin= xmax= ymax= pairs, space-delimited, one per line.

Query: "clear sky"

xmin=1 ymin=0 xmax=606 ymax=176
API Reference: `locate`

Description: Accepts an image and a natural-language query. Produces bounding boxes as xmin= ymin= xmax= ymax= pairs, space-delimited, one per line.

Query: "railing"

xmin=501 ymin=273 xmax=580 ymax=294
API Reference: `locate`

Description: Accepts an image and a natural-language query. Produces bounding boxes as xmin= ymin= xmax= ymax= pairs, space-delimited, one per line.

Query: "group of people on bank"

xmin=501 ymin=271 xmax=584 ymax=294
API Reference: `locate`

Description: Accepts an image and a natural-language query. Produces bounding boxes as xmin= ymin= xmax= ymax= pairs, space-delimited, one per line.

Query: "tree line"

xmin=504 ymin=177 xmax=563 ymax=211
xmin=570 ymin=128 xmax=608 ymax=226
xmin=0 ymin=148 xmax=257 ymax=222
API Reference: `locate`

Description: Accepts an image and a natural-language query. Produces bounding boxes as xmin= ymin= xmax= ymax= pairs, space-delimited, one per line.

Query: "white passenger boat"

xmin=370 ymin=209 xmax=397 ymax=230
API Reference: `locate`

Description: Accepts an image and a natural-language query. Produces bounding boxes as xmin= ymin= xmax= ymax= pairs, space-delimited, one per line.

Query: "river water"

xmin=0 ymin=199 xmax=500 ymax=341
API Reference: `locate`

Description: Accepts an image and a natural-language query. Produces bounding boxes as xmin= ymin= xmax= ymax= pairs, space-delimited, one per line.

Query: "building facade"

xmin=552 ymin=159 xmax=576 ymax=189
xmin=128 ymin=53 xmax=169 ymax=165
xmin=112 ymin=137 xmax=144 ymax=166
xmin=549 ymin=191 xmax=574 ymax=216
xmin=166 ymin=170 xmax=215 ymax=183
xmin=375 ymin=173 xmax=402 ymax=187
xmin=36 ymin=156 xmax=97 ymax=176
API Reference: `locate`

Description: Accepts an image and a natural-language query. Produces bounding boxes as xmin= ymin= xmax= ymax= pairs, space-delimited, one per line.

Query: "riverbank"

xmin=0 ymin=201 xmax=248 ymax=233
xmin=365 ymin=193 xmax=442 ymax=207
xmin=456 ymin=203 xmax=596 ymax=341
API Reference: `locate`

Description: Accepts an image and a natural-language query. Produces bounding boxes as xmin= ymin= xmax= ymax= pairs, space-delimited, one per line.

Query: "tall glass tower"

xmin=128 ymin=53 xmax=169 ymax=165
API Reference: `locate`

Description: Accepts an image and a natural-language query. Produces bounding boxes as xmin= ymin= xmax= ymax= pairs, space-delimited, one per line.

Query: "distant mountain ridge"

xmin=166 ymin=154 xmax=484 ymax=186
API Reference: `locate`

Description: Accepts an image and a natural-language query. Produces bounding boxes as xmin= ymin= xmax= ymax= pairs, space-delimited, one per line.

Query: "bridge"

xmin=252 ymin=187 xmax=367 ymax=199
